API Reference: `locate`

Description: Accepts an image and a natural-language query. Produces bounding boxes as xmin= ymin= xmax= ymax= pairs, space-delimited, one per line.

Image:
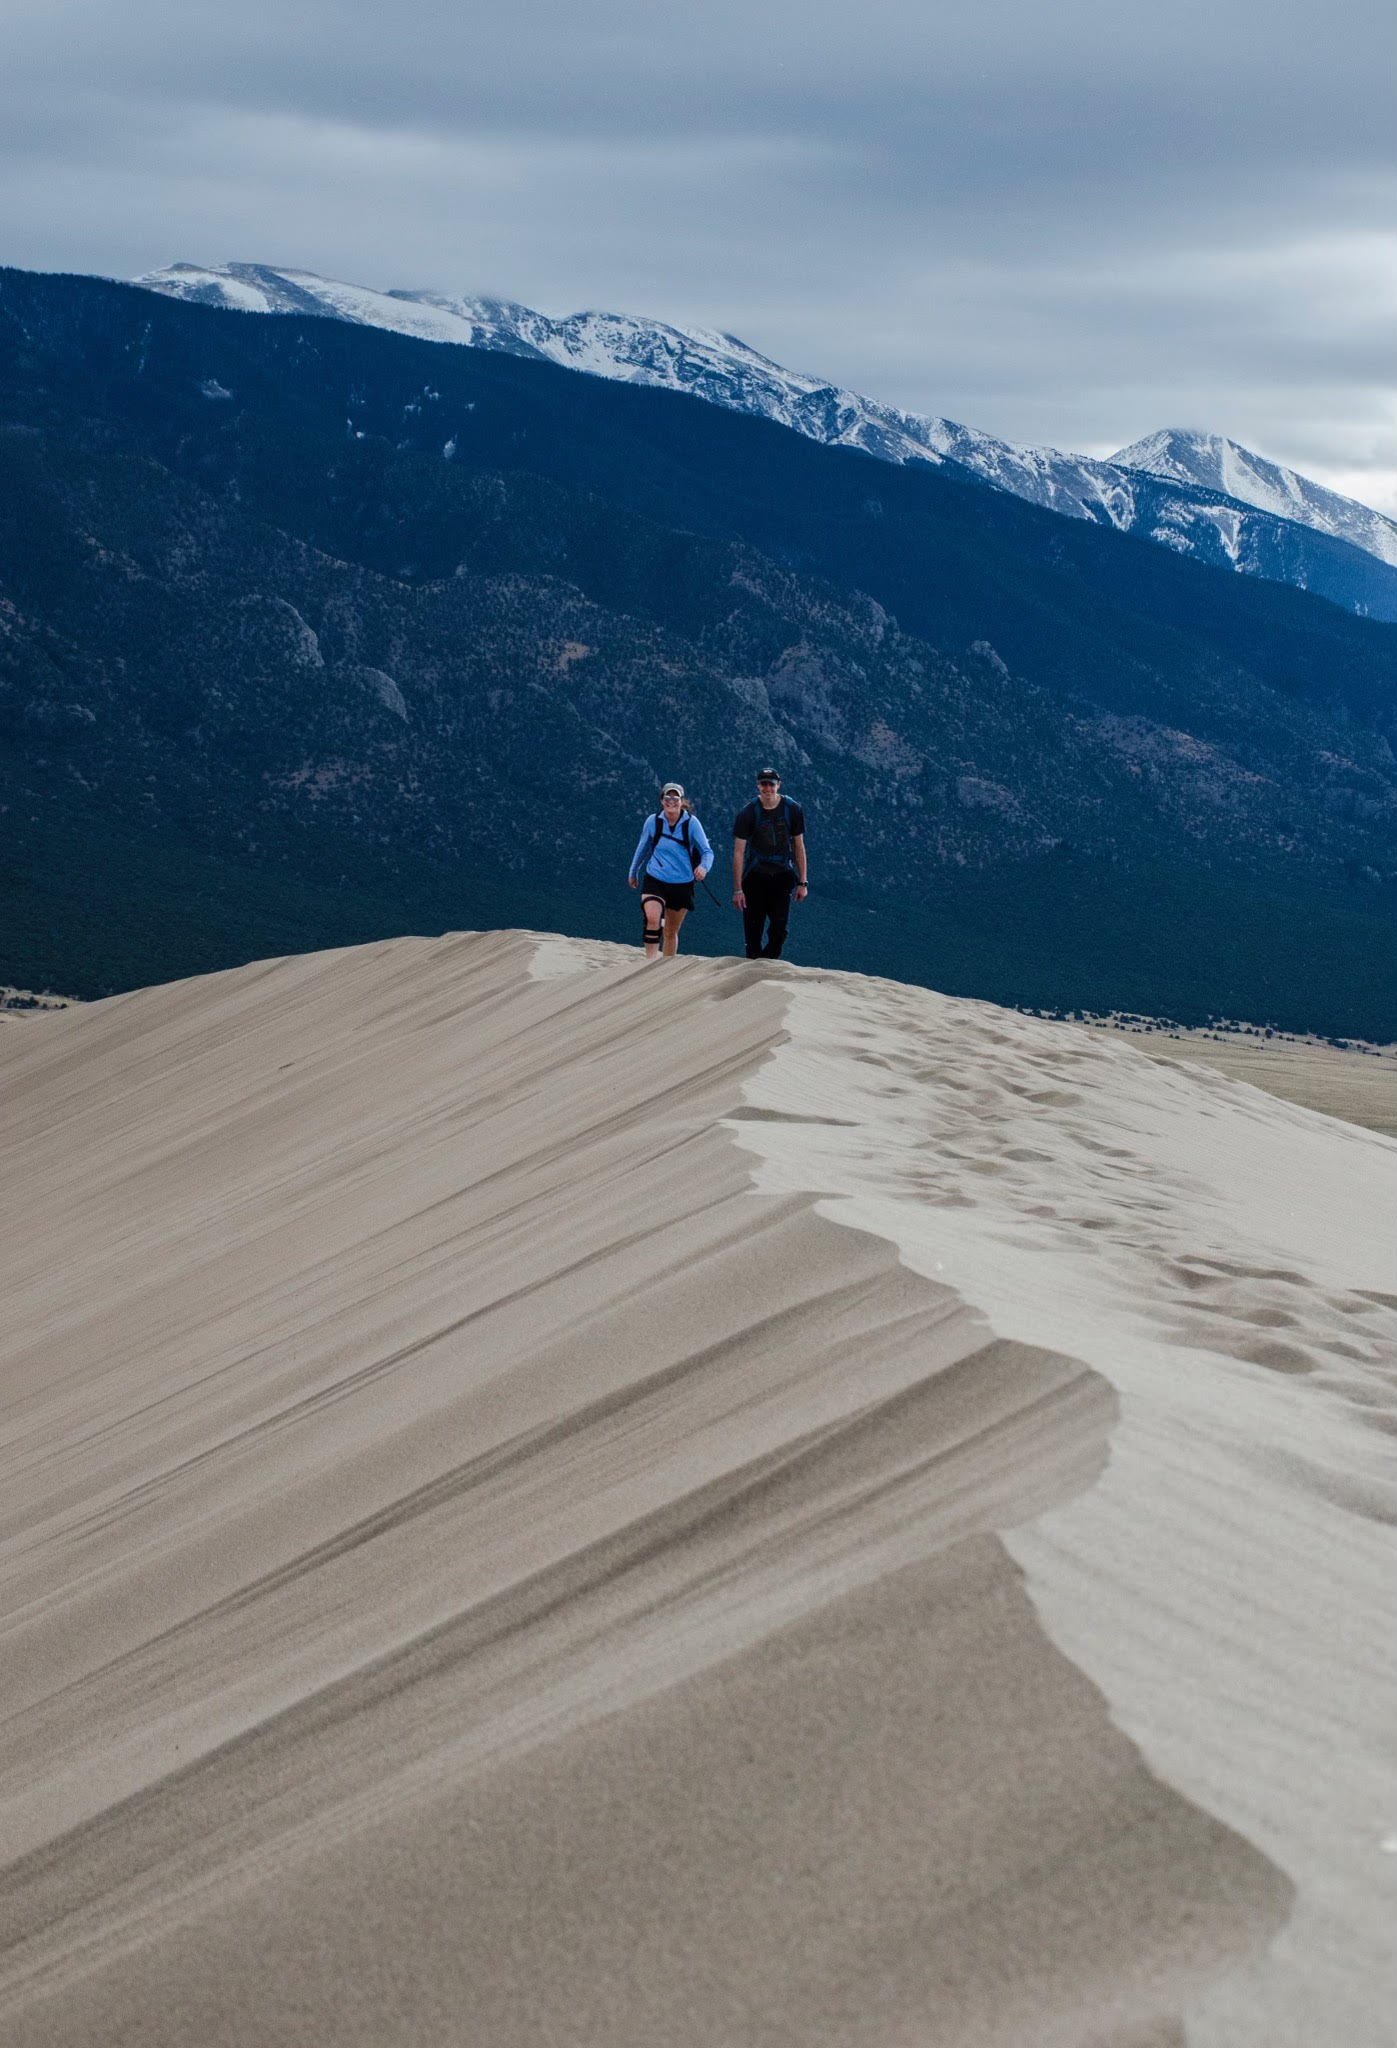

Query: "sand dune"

xmin=1083 ymin=1021 xmax=1397 ymax=1139
xmin=1 ymin=933 xmax=1392 ymax=2045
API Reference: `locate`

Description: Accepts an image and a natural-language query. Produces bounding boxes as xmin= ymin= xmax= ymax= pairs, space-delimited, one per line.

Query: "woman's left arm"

xmin=692 ymin=817 xmax=715 ymax=880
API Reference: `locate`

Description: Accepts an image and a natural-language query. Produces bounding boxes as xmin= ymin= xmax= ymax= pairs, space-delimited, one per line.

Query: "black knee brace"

xmin=641 ymin=895 xmax=665 ymax=945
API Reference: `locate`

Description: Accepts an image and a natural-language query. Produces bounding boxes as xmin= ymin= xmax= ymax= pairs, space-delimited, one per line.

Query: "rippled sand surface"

xmin=1 ymin=933 xmax=1392 ymax=2046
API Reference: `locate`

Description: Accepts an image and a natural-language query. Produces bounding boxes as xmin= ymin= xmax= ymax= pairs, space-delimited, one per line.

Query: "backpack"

xmin=744 ymin=797 xmax=796 ymax=873
xmin=646 ymin=810 xmax=701 ymax=873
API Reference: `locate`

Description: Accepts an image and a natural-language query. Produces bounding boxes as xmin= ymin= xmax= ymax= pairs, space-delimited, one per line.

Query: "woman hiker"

xmin=628 ymin=782 xmax=716 ymax=959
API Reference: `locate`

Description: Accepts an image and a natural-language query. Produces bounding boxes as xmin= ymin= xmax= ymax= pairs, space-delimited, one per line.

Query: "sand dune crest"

xmin=2 ymin=933 xmax=1390 ymax=2044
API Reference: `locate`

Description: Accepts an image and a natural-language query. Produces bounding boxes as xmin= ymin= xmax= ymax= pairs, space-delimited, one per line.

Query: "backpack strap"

xmin=648 ymin=809 xmax=698 ymax=870
xmin=747 ymin=797 xmax=794 ymax=869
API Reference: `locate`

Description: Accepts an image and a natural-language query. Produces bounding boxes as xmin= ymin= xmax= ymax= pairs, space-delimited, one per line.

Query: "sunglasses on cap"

xmin=757 ymin=776 xmax=780 ymax=786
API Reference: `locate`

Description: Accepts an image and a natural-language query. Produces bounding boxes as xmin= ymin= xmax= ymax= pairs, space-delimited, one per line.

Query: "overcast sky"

xmin=7 ymin=0 xmax=1396 ymax=508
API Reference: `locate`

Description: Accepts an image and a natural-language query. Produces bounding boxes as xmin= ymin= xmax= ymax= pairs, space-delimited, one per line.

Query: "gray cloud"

xmin=5 ymin=0 xmax=1396 ymax=507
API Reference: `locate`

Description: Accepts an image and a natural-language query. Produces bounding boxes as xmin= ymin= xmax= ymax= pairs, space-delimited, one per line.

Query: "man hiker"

xmin=732 ymin=768 xmax=808 ymax=959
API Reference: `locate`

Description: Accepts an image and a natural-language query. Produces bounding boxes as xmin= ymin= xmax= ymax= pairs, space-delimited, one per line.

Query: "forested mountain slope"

xmin=139 ymin=263 xmax=1397 ymax=621
xmin=2 ymin=268 xmax=1395 ymax=1032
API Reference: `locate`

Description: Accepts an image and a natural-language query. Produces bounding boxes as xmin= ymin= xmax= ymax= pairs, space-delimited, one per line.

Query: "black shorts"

xmin=641 ymin=871 xmax=695 ymax=911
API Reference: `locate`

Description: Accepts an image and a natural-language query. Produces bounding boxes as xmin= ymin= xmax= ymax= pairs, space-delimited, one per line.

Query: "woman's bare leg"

xmin=662 ymin=907 xmax=687 ymax=957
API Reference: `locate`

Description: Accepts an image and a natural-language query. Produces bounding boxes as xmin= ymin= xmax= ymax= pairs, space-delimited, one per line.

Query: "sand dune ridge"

xmin=2 ymin=932 xmax=1390 ymax=2044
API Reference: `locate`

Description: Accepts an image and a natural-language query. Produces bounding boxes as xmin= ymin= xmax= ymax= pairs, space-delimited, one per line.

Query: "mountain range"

xmin=139 ymin=263 xmax=1397 ymax=622
xmin=2 ymin=265 xmax=1395 ymax=1033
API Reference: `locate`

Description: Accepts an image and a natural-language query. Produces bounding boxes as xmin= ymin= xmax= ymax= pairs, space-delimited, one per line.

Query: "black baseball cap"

xmin=756 ymin=767 xmax=780 ymax=782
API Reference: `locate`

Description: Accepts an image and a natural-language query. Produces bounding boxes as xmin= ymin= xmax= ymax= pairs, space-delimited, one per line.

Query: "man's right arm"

xmin=732 ymin=838 xmax=747 ymax=908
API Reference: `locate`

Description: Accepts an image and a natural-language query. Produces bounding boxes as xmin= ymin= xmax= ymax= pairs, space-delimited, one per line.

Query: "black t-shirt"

xmin=733 ymin=797 xmax=805 ymax=873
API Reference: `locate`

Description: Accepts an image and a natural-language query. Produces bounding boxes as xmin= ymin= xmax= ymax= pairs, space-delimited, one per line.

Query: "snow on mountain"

xmin=136 ymin=264 xmax=1397 ymax=616
xmin=136 ymin=266 xmax=1144 ymax=514
xmin=138 ymin=263 xmax=964 ymax=467
xmin=1112 ymin=428 xmax=1397 ymax=571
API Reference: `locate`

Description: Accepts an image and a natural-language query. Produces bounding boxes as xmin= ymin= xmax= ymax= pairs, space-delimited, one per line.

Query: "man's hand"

xmin=733 ymin=889 xmax=746 ymax=910
xmin=794 ymin=883 xmax=808 ymax=902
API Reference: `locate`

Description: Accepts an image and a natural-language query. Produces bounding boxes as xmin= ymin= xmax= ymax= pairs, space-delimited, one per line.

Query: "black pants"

xmin=742 ymin=868 xmax=795 ymax=959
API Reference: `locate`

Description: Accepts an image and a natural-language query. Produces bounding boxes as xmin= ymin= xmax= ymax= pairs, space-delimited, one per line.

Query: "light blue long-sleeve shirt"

xmin=629 ymin=811 xmax=715 ymax=884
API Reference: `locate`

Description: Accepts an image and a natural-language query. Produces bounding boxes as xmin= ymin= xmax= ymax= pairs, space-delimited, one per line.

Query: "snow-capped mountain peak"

xmin=136 ymin=261 xmax=970 ymax=466
xmin=134 ymin=263 xmax=1397 ymax=616
xmin=1112 ymin=428 xmax=1397 ymax=570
